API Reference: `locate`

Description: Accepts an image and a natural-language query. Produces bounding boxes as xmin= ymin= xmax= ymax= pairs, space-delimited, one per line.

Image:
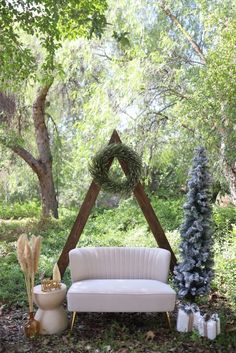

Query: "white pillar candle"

xmin=211 ymin=314 xmax=221 ymax=335
xmin=198 ymin=317 xmax=207 ymax=337
xmin=216 ymin=317 xmax=221 ymax=335
xmin=177 ymin=309 xmax=194 ymax=332
xmin=207 ymin=319 xmax=217 ymax=340
xmin=193 ymin=311 xmax=201 ymax=330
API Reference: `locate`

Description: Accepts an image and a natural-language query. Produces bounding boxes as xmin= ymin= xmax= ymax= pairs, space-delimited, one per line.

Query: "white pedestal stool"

xmin=33 ymin=283 xmax=68 ymax=334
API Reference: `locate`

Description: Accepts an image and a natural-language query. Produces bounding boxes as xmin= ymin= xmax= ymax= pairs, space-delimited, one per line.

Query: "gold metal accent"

xmin=71 ymin=312 xmax=77 ymax=331
xmin=165 ymin=312 xmax=171 ymax=330
xmin=41 ymin=279 xmax=61 ymax=292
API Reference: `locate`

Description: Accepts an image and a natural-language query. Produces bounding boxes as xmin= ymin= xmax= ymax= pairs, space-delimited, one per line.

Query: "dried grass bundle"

xmin=16 ymin=234 xmax=42 ymax=314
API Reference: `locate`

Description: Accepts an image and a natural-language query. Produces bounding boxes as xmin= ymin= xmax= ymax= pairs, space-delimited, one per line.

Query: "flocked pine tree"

xmin=174 ymin=147 xmax=214 ymax=301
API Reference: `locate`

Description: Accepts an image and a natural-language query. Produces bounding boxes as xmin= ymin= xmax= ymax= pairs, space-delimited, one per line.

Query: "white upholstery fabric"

xmin=67 ymin=279 xmax=176 ymax=312
xmin=67 ymin=247 xmax=176 ymax=313
xmin=69 ymin=247 xmax=171 ymax=283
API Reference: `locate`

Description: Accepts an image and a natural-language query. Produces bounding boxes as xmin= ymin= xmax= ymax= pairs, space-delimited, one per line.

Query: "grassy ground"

xmin=0 ymin=198 xmax=235 ymax=352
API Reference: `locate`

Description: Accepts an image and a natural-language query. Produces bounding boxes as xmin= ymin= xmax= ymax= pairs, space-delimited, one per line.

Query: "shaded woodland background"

xmin=0 ymin=0 xmax=236 ymax=216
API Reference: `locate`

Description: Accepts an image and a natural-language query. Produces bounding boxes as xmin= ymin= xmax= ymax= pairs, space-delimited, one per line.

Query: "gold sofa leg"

xmin=70 ymin=312 xmax=77 ymax=331
xmin=164 ymin=312 xmax=171 ymax=330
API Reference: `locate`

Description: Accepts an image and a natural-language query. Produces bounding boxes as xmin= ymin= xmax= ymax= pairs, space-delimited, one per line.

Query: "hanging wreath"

xmin=89 ymin=143 xmax=142 ymax=195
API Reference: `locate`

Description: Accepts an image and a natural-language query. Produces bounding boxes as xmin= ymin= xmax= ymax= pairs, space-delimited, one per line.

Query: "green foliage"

xmin=0 ymin=259 xmax=27 ymax=303
xmin=0 ymin=200 xmax=41 ymax=219
xmin=1 ymin=0 xmax=236 ymax=212
xmin=151 ymin=197 xmax=184 ymax=231
xmin=83 ymin=197 xmax=183 ymax=241
xmin=213 ymin=225 xmax=236 ymax=307
xmin=213 ymin=206 xmax=236 ymax=241
xmin=0 ymin=126 xmax=24 ymax=149
xmin=58 ymin=0 xmax=108 ymax=40
xmin=0 ymin=0 xmax=108 ymax=84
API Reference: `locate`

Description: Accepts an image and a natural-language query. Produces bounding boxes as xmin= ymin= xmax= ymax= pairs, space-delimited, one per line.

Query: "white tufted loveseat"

xmin=67 ymin=247 xmax=176 ymax=320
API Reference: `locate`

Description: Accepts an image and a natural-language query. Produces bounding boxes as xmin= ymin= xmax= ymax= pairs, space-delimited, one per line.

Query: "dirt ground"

xmin=0 ymin=301 xmax=235 ymax=353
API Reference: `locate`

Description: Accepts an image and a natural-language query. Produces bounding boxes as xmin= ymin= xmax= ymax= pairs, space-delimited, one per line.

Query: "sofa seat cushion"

xmin=67 ymin=279 xmax=176 ymax=312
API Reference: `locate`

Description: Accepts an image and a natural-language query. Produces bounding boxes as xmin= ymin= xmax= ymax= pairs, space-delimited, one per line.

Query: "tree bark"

xmin=38 ymin=166 xmax=59 ymax=218
xmin=8 ymin=81 xmax=59 ymax=218
xmin=12 ymin=145 xmax=59 ymax=217
xmin=31 ymin=81 xmax=58 ymax=218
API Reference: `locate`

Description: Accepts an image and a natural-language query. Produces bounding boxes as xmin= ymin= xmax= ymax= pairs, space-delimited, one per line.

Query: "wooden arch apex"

xmin=57 ymin=129 xmax=177 ymax=276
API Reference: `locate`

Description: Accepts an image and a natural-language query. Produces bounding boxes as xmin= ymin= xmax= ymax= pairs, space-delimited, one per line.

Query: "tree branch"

xmin=159 ymin=1 xmax=206 ymax=64
xmin=33 ymin=81 xmax=53 ymax=122
xmin=11 ymin=145 xmax=42 ymax=174
xmin=147 ymin=111 xmax=195 ymax=135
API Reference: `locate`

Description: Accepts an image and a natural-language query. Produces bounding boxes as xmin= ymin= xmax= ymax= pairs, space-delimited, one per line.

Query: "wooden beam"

xmin=57 ymin=130 xmax=119 ymax=276
xmin=134 ymin=183 xmax=177 ymax=270
xmin=111 ymin=130 xmax=177 ymax=270
xmin=57 ymin=181 xmax=100 ymax=276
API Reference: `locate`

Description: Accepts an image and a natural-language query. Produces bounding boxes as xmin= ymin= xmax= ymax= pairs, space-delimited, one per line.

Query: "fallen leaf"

xmin=116 ymin=349 xmax=129 ymax=353
xmin=145 ymin=330 xmax=155 ymax=341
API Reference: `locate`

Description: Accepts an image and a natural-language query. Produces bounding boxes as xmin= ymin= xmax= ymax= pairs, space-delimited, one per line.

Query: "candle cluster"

xmin=176 ymin=303 xmax=220 ymax=340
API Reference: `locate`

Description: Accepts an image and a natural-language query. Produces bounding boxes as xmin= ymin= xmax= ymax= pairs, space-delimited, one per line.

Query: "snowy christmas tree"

xmin=174 ymin=147 xmax=214 ymax=301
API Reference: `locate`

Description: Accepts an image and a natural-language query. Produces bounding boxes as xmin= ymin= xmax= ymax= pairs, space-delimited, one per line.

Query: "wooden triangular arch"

xmin=58 ymin=130 xmax=177 ymax=276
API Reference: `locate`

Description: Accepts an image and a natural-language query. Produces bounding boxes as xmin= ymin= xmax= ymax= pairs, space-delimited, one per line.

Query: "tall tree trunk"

xmin=32 ymin=81 xmax=58 ymax=218
xmin=9 ymin=81 xmax=59 ymax=218
xmin=38 ymin=167 xmax=58 ymax=218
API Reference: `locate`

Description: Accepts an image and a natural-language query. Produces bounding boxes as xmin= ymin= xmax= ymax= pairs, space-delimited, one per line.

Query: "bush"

xmin=151 ymin=197 xmax=184 ymax=231
xmin=0 ymin=200 xmax=41 ymax=219
xmin=213 ymin=225 xmax=236 ymax=307
xmin=213 ymin=205 xmax=236 ymax=241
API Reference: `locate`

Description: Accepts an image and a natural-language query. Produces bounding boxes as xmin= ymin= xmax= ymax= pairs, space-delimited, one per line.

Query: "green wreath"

xmin=89 ymin=143 xmax=142 ymax=195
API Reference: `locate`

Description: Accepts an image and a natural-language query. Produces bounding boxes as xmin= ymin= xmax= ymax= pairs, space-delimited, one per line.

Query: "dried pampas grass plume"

xmin=53 ymin=263 xmax=61 ymax=282
xmin=32 ymin=236 xmax=42 ymax=273
xmin=17 ymin=234 xmax=28 ymax=272
xmin=25 ymin=242 xmax=33 ymax=275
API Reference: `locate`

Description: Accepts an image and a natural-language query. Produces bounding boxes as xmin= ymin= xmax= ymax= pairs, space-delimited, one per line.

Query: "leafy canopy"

xmin=0 ymin=0 xmax=108 ymax=83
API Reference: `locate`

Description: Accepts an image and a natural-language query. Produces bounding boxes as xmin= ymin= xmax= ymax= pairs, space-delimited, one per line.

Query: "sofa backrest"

xmin=69 ymin=247 xmax=171 ymax=283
